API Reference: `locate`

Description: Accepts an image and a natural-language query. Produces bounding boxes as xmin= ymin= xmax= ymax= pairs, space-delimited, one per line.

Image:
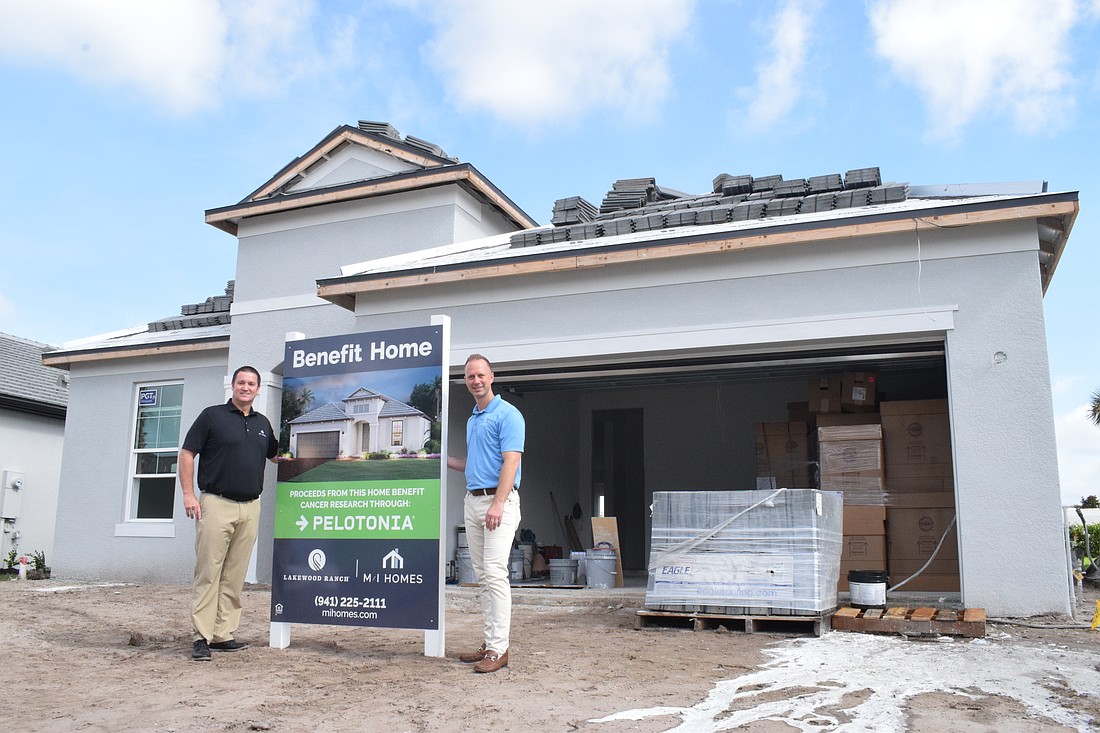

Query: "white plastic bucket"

xmin=456 ymin=547 xmax=477 ymax=585
xmin=510 ymin=548 xmax=525 ymax=581
xmin=570 ymin=550 xmax=587 ymax=584
xmin=549 ymin=558 xmax=578 ymax=585
xmin=585 ymin=547 xmax=617 ymax=589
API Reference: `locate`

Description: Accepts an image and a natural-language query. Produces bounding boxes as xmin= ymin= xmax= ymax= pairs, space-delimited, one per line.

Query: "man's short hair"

xmin=232 ymin=365 xmax=261 ymax=385
xmin=464 ymin=353 xmax=493 ymax=371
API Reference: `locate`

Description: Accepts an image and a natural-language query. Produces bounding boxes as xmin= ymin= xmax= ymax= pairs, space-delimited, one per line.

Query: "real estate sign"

xmin=271 ymin=325 xmax=444 ymax=630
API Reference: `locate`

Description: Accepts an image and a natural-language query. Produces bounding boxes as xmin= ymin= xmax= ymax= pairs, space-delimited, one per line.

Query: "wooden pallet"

xmin=832 ymin=606 xmax=986 ymax=638
xmin=636 ymin=609 xmax=831 ymax=637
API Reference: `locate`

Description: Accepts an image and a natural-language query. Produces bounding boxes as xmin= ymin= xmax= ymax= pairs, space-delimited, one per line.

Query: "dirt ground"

xmin=2 ymin=577 xmax=1099 ymax=732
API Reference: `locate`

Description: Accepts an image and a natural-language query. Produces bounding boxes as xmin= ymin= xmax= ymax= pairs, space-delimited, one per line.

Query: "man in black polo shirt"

xmin=179 ymin=366 xmax=279 ymax=661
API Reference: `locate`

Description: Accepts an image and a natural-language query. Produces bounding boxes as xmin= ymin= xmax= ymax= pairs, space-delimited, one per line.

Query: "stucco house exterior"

xmin=1 ymin=333 xmax=68 ymax=567
xmin=288 ymin=387 xmax=432 ymax=457
xmin=44 ymin=120 xmax=1078 ymax=617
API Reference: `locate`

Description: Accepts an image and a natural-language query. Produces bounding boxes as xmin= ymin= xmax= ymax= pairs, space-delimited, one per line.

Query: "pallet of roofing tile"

xmin=645 ymin=489 xmax=843 ymax=617
xmin=635 ymin=608 xmax=832 ymax=636
xmin=832 ymin=606 xmax=986 ymax=638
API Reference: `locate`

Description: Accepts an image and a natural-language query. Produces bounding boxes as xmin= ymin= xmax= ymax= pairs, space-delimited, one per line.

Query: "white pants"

xmin=463 ymin=490 xmax=521 ymax=654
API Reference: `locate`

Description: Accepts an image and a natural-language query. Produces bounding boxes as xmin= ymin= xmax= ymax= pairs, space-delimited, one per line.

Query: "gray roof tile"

xmin=0 ymin=333 xmax=69 ymax=411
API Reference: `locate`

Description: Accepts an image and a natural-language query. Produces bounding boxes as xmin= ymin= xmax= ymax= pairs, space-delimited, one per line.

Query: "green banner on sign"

xmin=274 ymin=480 xmax=440 ymax=540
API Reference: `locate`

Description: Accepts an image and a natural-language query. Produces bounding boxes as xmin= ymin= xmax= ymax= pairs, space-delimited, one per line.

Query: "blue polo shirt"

xmin=465 ymin=395 xmax=524 ymax=491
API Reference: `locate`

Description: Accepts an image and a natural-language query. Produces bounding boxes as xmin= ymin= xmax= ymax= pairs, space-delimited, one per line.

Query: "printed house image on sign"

xmin=288 ymin=387 xmax=431 ymax=458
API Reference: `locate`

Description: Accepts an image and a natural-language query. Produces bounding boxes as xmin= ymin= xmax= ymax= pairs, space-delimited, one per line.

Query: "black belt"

xmin=467 ymin=487 xmax=517 ymax=496
xmin=205 ymin=491 xmax=257 ymax=503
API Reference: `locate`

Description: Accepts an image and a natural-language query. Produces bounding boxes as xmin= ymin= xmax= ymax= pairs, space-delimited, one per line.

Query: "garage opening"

xmin=461 ymin=339 xmax=957 ymax=592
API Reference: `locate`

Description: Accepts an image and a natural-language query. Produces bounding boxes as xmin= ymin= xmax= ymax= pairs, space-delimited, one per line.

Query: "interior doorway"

xmin=591 ymin=409 xmax=646 ymax=571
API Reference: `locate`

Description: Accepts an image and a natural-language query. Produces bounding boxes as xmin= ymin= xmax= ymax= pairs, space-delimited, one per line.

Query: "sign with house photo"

xmin=270 ymin=325 xmax=445 ymax=629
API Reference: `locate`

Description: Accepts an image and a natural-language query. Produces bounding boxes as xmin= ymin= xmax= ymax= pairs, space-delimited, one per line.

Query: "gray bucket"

xmin=456 ymin=547 xmax=477 ymax=585
xmin=510 ymin=548 xmax=525 ymax=581
xmin=585 ymin=547 xmax=617 ymax=589
xmin=457 ymin=526 xmax=468 ymax=549
xmin=570 ymin=550 xmax=587 ymax=584
xmin=549 ymin=558 xmax=578 ymax=585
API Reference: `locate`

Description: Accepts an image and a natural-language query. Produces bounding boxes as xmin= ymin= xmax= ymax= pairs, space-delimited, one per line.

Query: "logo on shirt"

xmin=258 ymin=429 xmax=267 ymax=438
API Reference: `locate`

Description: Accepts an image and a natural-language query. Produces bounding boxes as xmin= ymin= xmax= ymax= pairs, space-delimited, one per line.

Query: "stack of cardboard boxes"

xmin=817 ymin=423 xmax=888 ymax=591
xmin=759 ymin=374 xmax=958 ymax=594
xmin=880 ymin=400 xmax=958 ymax=591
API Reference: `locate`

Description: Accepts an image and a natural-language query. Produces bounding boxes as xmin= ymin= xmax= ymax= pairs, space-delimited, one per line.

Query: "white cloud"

xmin=738 ymin=0 xmax=818 ymax=132
xmin=0 ymin=0 xmax=353 ymax=115
xmin=1055 ymin=404 xmax=1100 ymax=505
xmin=421 ymin=0 xmax=695 ymax=127
xmin=868 ymin=0 xmax=1078 ymax=140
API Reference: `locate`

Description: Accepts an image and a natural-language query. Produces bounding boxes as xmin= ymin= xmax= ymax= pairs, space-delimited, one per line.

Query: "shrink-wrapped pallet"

xmin=645 ymin=489 xmax=842 ymax=615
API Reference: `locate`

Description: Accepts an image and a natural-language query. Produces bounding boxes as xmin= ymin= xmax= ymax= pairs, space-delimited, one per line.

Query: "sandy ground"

xmin=1 ymin=577 xmax=1098 ymax=732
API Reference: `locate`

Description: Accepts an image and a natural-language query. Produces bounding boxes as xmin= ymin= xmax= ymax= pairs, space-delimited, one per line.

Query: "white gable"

xmin=286 ymin=143 xmax=421 ymax=194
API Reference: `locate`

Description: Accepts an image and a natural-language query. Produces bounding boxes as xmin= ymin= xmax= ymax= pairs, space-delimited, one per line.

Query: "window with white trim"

xmin=390 ymin=419 xmax=403 ymax=447
xmin=129 ymin=382 xmax=183 ymax=520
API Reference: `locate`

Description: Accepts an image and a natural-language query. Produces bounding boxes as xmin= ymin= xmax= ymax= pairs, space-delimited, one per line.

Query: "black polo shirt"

xmin=182 ymin=399 xmax=279 ymax=501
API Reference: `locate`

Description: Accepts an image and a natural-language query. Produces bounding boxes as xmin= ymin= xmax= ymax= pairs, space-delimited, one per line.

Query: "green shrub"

xmin=1069 ymin=523 xmax=1100 ymax=565
xmin=368 ymin=450 xmax=391 ymax=460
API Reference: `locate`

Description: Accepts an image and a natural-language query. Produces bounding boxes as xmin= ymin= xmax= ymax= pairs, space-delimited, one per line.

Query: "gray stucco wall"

xmin=53 ymin=351 xmax=228 ymax=582
xmin=356 ymin=217 xmax=1069 ymax=616
xmin=0 ymin=409 xmax=65 ymax=566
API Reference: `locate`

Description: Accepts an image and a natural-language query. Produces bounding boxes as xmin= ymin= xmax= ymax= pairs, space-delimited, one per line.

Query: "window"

xmin=351 ymin=402 xmax=372 ymax=414
xmin=129 ymin=382 xmax=183 ymax=520
xmin=390 ymin=419 xmax=403 ymax=447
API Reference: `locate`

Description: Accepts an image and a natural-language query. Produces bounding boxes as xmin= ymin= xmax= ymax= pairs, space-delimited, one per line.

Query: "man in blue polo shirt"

xmin=179 ymin=366 xmax=279 ymax=662
xmin=447 ymin=353 xmax=524 ymax=673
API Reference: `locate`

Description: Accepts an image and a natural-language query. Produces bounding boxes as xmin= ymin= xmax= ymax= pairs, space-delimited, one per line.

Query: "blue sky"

xmin=1 ymin=0 xmax=1098 ymax=504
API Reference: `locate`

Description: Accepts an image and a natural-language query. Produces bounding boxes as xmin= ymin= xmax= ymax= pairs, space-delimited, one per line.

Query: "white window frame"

xmin=115 ymin=380 xmax=183 ymax=537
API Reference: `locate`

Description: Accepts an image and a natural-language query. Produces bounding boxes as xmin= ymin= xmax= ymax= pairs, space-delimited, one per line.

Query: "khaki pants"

xmin=191 ymin=493 xmax=260 ymax=643
xmin=463 ymin=491 xmax=521 ymax=654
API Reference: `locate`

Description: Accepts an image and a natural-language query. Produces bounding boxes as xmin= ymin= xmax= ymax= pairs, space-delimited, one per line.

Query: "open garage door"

xmin=451 ymin=340 xmax=955 ymax=588
xmin=296 ymin=431 xmax=340 ymax=459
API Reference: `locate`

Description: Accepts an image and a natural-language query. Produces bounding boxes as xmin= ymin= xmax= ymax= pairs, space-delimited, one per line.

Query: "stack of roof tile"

xmin=357 ymin=120 xmax=401 ymax=140
xmin=551 ymin=196 xmax=599 ymax=225
xmin=149 ymin=281 xmax=234 ymax=332
xmin=844 ymin=167 xmax=881 ymax=189
xmin=509 ymin=165 xmax=908 ymax=249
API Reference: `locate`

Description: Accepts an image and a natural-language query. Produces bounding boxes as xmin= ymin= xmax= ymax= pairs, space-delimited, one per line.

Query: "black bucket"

xmin=848 ymin=569 xmax=889 ymax=609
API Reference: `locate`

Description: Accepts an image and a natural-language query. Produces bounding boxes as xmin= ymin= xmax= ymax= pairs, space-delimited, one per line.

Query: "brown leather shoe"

xmin=459 ymin=643 xmax=487 ymax=663
xmin=473 ymin=649 xmax=508 ymax=673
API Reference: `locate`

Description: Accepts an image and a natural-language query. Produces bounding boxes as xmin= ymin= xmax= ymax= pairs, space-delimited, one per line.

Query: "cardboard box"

xmin=841 ymin=535 xmax=887 ymax=564
xmin=841 ymin=372 xmax=877 ymax=413
xmin=880 ymin=400 xmax=953 ymax=479
xmin=843 ymin=504 xmax=886 ymax=535
xmin=809 ymin=377 xmax=842 ymax=414
xmin=817 ymin=424 xmax=885 ymax=496
xmin=837 ymin=505 xmax=887 ymax=592
xmin=887 ymin=562 xmax=960 ymax=592
xmin=815 ymin=412 xmax=881 ymax=428
xmin=887 ymin=492 xmax=958 ymax=564
xmin=754 ymin=422 xmax=811 ymax=488
xmin=886 ymin=476 xmax=954 ymax=494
